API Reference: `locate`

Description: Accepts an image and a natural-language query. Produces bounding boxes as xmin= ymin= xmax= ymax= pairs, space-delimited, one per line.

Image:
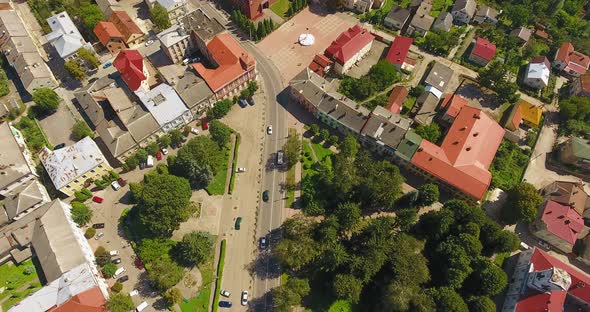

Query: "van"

xmin=276 ymin=151 xmax=284 ymax=166
xmin=113 ymin=267 xmax=126 ymax=278
xmin=146 ymin=155 xmax=154 ymax=167
xmin=136 ymin=301 xmax=148 ymax=312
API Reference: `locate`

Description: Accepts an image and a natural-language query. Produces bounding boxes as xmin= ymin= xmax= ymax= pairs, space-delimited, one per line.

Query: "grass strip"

xmin=228 ymin=133 xmax=241 ymax=194
xmin=211 ymin=239 xmax=227 ymax=312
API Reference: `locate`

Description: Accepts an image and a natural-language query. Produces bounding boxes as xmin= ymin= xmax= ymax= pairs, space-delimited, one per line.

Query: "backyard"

xmin=270 ymin=0 xmax=290 ymax=19
xmin=490 ymin=140 xmax=530 ymax=190
xmin=0 ymin=260 xmax=42 ymax=311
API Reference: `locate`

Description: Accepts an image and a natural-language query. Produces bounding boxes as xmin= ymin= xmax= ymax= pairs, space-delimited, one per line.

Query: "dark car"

xmin=238 ymin=99 xmax=247 ymax=108
xmin=54 ymin=143 xmax=66 ymax=150
xmin=92 ymin=223 xmax=105 ymax=229
xmin=117 ymin=275 xmax=129 ymax=283
xmin=247 ymin=97 xmax=254 ymax=106
xmin=219 ymin=301 xmax=232 ymax=308
xmin=235 ymin=217 xmax=242 ymax=230
xmin=112 ymin=258 xmax=121 ymax=264
xmin=262 ymin=190 xmax=269 ymax=202
xmin=135 ymin=257 xmax=145 ymax=270
xmin=117 ymin=178 xmax=127 ymax=187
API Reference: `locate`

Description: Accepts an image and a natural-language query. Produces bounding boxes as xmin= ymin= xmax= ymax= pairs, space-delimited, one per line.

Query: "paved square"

xmin=257 ymin=8 xmax=357 ymax=82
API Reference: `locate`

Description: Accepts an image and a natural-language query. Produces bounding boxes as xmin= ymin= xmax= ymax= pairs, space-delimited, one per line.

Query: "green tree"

xmin=148 ymin=256 xmax=185 ymax=291
xmin=169 ymin=129 xmax=184 ymax=146
xmin=79 ymin=2 xmax=104 ymax=30
xmin=335 ymin=202 xmax=361 ymax=231
xmin=208 ymin=99 xmax=233 ymax=119
xmin=426 ymin=287 xmax=469 ymax=312
xmin=84 ymin=227 xmax=96 ymax=239
xmin=272 ymin=277 xmax=310 ymax=312
xmin=319 ymin=129 xmax=330 ymax=142
xmin=332 ymin=274 xmax=363 ymax=304
xmin=158 ymin=134 xmax=172 ymax=148
xmin=102 ymin=262 xmax=117 ymax=278
xmin=111 ymin=281 xmax=123 ymax=293
xmin=247 ymin=81 xmax=258 ymax=95
xmin=150 ymin=3 xmax=171 ymax=30
xmin=170 ymin=136 xmax=221 ymax=188
xmin=209 ymin=120 xmax=232 ymax=147
xmin=328 ymin=135 xmax=339 ymax=146
xmin=134 ymin=173 xmax=192 ymax=237
xmin=395 ymin=208 xmax=418 ymax=231
xmin=125 ymin=156 xmax=139 ymax=170
xmin=309 ymin=124 xmax=320 ymax=136
xmin=275 ymin=236 xmax=320 ymax=271
xmin=357 ymin=159 xmax=404 ymax=209
xmin=71 ymin=120 xmax=94 ymax=141
xmin=135 ymin=148 xmax=148 ymax=163
xmin=71 ymin=202 xmax=92 ymax=226
xmin=32 ymin=88 xmax=60 ymax=116
xmin=164 ymin=288 xmax=183 ymax=306
xmin=465 ymin=257 xmax=508 ymax=296
xmin=283 ymin=131 xmax=301 ymax=168
xmin=145 ymin=142 xmax=160 ymax=156
xmin=77 ymin=48 xmax=100 ymax=68
xmin=106 ymin=293 xmax=135 ymax=312
xmin=94 ymin=246 xmax=110 ymax=266
xmin=468 ymin=296 xmax=496 ymax=312
xmin=417 ymin=183 xmax=439 ymax=206
xmin=175 ymin=231 xmax=214 ymax=266
xmin=367 ymin=60 xmax=400 ymax=90
xmin=502 ymin=182 xmax=543 ymax=224
xmin=256 ymin=21 xmax=266 ymax=39
xmin=505 ymin=4 xmax=531 ymax=27
xmin=65 ymin=60 xmax=86 ymax=81
xmin=415 ymin=123 xmax=441 ymax=142
xmin=138 ymin=238 xmax=176 ymax=264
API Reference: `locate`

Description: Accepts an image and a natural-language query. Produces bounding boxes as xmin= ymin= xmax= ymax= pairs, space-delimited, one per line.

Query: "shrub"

xmin=71 ymin=120 xmax=94 ymax=141
xmin=74 ymin=188 xmax=92 ymax=202
xmin=23 ymin=266 xmax=35 ymax=275
xmin=164 ymin=288 xmax=182 ymax=306
xmin=102 ymin=263 xmax=117 ymax=278
xmin=111 ymin=282 xmax=123 ymax=293
xmin=95 ymin=246 xmax=110 ymax=266
xmin=71 ymin=202 xmax=92 ymax=226
xmin=85 ymin=227 xmax=96 ymax=239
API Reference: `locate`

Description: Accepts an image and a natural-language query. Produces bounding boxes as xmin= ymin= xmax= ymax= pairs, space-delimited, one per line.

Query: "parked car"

xmin=112 ymin=258 xmax=122 ymax=264
xmin=95 ymin=232 xmax=104 ymax=240
xmin=139 ymin=162 xmax=146 ymax=170
xmin=92 ymin=223 xmax=105 ymax=229
xmin=102 ymin=61 xmax=113 ymax=69
xmin=241 ymin=291 xmax=249 ymax=305
xmin=117 ymin=178 xmax=127 ymax=187
xmin=129 ymin=290 xmax=139 ymax=296
xmin=110 ymin=250 xmax=119 ymax=256
xmin=247 ymin=97 xmax=255 ymax=106
xmin=136 ymin=301 xmax=148 ymax=312
xmin=202 ymin=120 xmax=209 ymax=130
xmin=276 ymin=151 xmax=284 ymax=166
xmin=236 ymin=167 xmax=246 ymax=173
xmin=259 ymin=237 xmax=268 ymax=249
xmin=156 ymin=151 xmax=162 ymax=161
xmin=161 ymin=148 xmax=169 ymax=155
xmin=113 ymin=267 xmax=126 ymax=278
xmin=111 ymin=181 xmax=121 ymax=191
xmin=144 ymin=40 xmax=154 ymax=46
xmin=219 ymin=301 xmax=232 ymax=308
xmin=238 ymin=99 xmax=247 ymax=108
xmin=235 ymin=217 xmax=242 ymax=230
xmin=134 ymin=257 xmax=145 ymax=270
xmin=262 ymin=190 xmax=269 ymax=202
xmin=538 ymin=240 xmax=551 ymax=250
xmin=191 ymin=128 xmax=199 ymax=135
xmin=267 ymin=125 xmax=272 ymax=135
xmin=117 ymin=275 xmax=129 ymax=283
xmin=182 ymin=58 xmax=190 ymax=65
xmin=220 ymin=290 xmax=230 ymax=297
xmin=146 ymin=155 xmax=154 ymax=167
xmin=92 ymin=196 xmax=103 ymax=203
xmin=54 ymin=143 xmax=66 ymax=150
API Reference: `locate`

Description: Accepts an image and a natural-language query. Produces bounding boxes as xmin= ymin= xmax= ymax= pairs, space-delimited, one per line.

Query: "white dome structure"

xmin=298 ymin=33 xmax=315 ymax=46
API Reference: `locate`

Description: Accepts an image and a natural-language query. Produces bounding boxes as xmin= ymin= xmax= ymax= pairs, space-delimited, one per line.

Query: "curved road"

xmin=188 ymin=1 xmax=288 ymax=311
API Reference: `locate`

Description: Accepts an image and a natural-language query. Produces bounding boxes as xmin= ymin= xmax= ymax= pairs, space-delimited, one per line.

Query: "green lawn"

xmin=211 ymin=240 xmax=227 ymax=312
xmin=180 ymin=239 xmax=217 ymax=312
xmin=302 ymin=140 xmax=316 ymax=177
xmin=311 ymin=142 xmax=334 ymax=162
xmin=490 ymin=140 xmax=530 ymax=190
xmin=328 ymin=300 xmax=358 ymax=312
xmin=228 ymin=133 xmax=241 ymax=194
xmin=270 ymin=0 xmax=290 ymax=19
xmin=206 ymin=145 xmax=231 ymax=195
xmin=0 ymin=260 xmax=42 ymax=311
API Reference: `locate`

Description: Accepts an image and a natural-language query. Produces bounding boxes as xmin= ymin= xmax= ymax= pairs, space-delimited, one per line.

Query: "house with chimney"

xmin=451 ymin=0 xmax=476 ymax=24
xmin=114 ymin=49 xmax=149 ymax=91
xmin=45 ymin=11 xmax=93 ymax=60
xmin=406 ymin=1 xmax=434 ymax=36
xmin=359 ymin=106 xmax=411 ymax=159
xmin=383 ymin=5 xmax=410 ymax=30
xmin=554 ymin=42 xmax=590 ymax=77
xmin=324 ymin=25 xmax=375 ymax=74
xmin=559 ymin=137 xmax=590 ymax=173
xmin=469 ymin=37 xmax=496 ymax=66
xmin=571 ymin=73 xmax=590 ymax=99
xmin=386 ymin=86 xmax=408 ymax=114
xmin=385 ymin=36 xmax=414 ymax=72
xmin=108 ymin=11 xmax=144 ymax=46
xmin=158 ymin=24 xmax=191 ymax=64
xmin=93 ymin=21 xmax=126 ymax=54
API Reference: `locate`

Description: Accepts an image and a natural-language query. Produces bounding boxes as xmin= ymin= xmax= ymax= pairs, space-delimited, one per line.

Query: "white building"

xmin=523 ymin=56 xmax=551 ymax=89
xmin=136 ymin=83 xmax=193 ymax=131
xmin=45 ymin=11 xmax=93 ymax=60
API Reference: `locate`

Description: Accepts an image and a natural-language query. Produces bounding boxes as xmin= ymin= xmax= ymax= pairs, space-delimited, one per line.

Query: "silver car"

xmin=241 ymin=291 xmax=249 ymax=305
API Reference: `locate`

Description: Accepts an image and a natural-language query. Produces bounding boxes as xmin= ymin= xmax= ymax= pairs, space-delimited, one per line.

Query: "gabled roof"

xmin=93 ymin=21 xmax=123 ymax=46
xmin=317 ymin=92 xmax=370 ymax=133
xmin=410 ymin=2 xmax=434 ymax=31
xmin=543 ymin=181 xmax=590 ymax=217
xmin=156 ymin=0 xmax=183 ymax=10
xmin=114 ymin=50 xmax=146 ymax=91
xmin=471 ymin=37 xmax=496 ymax=62
xmin=308 ymin=54 xmax=333 ymax=77
xmin=324 ymin=25 xmax=375 ymax=65
xmin=424 ymin=62 xmax=453 ymax=92
xmin=433 ymin=12 xmax=453 ymax=32
xmin=507 ymin=103 xmax=522 ymax=131
xmin=525 ymin=56 xmax=551 ymax=86
xmin=108 ymin=11 xmax=143 ymax=41
xmin=2 ymin=180 xmax=50 ymax=221
xmin=451 ymin=0 xmax=476 ymax=16
xmin=385 ymin=36 xmax=413 ymax=66
xmin=386 ymin=86 xmax=408 ymax=113
xmin=45 ymin=11 xmax=87 ymax=59
xmin=541 ymin=200 xmax=584 ymax=245
xmin=411 ymin=106 xmax=505 ymax=200
xmin=555 ymin=42 xmax=590 ymax=75
xmin=192 ymin=33 xmax=255 ymax=92
xmin=361 ymin=106 xmax=410 ymax=149
xmin=569 ymin=137 xmax=590 ymax=161
xmin=510 ymin=27 xmax=532 ymax=42
xmin=440 ymin=94 xmax=468 ymax=118
xmin=577 ymin=73 xmax=590 ymax=93
xmin=385 ymin=5 xmax=410 ymax=23
xmin=518 ymin=100 xmax=542 ymax=126
xmin=0 ymin=123 xmax=36 ymax=191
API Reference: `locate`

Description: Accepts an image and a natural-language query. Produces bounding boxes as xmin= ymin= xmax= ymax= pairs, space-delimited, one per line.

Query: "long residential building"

xmin=0 ymin=122 xmax=38 ymax=197
xmin=0 ymin=10 xmax=57 ymax=93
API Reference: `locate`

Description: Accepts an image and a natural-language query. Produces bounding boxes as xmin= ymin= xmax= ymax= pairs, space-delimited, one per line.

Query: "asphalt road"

xmin=189 ymin=1 xmax=289 ymax=310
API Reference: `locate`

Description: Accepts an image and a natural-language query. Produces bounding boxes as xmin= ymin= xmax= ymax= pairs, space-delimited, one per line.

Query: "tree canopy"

xmin=32 ymin=88 xmax=60 ymax=116
xmin=169 ymin=136 xmax=223 ymax=189
xmin=208 ymin=99 xmax=233 ymax=119
xmin=501 ymin=182 xmax=543 ymax=224
xmin=415 ymin=123 xmax=441 ymax=142
xmin=71 ymin=120 xmax=94 ymax=141
xmin=209 ymin=120 xmax=232 ymax=147
xmin=106 ymin=293 xmax=135 ymax=312
xmin=175 ymin=231 xmax=214 ymax=266
xmin=150 ymin=3 xmax=171 ymax=30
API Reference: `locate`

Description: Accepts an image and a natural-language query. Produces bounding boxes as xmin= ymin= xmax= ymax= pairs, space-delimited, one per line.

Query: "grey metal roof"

xmin=414 ymin=92 xmax=440 ymax=125
xmin=157 ymin=24 xmax=189 ymax=48
xmin=433 ymin=12 xmax=453 ymax=32
xmin=0 ymin=123 xmax=36 ymax=191
xmin=136 ymin=83 xmax=190 ymax=127
xmin=410 ymin=1 xmax=434 ymax=31
xmin=386 ymin=5 xmax=410 ymax=24
xmin=424 ymin=62 xmax=453 ymax=92
xmin=318 ymin=92 xmax=370 ymax=133
xmin=289 ymin=67 xmax=334 ymax=108
xmin=452 ymin=0 xmax=476 ymax=16
xmin=361 ymin=106 xmax=411 ymax=149
xmin=2 ymin=180 xmax=50 ymax=221
xmin=181 ymin=9 xmax=224 ymax=43
xmin=175 ymin=71 xmax=214 ymax=109
xmin=45 ymin=12 xmax=88 ymax=59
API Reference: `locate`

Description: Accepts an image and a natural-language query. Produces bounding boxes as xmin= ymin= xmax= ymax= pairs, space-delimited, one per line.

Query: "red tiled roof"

xmin=541 ymin=200 xmax=584 ymax=245
xmin=580 ymin=73 xmax=590 ymax=92
xmin=440 ymin=94 xmax=468 ymax=118
xmin=531 ymin=55 xmax=551 ymax=69
xmin=556 ymin=42 xmax=590 ymax=75
xmin=324 ymin=25 xmax=375 ymax=65
xmin=472 ymin=37 xmax=496 ymax=62
xmin=93 ymin=22 xmax=123 ymax=46
xmin=192 ymin=33 xmax=255 ymax=92
xmin=49 ymin=286 xmax=106 ymax=312
xmin=109 ymin=11 xmax=143 ymax=41
xmin=556 ymin=42 xmax=575 ymax=63
xmin=385 ymin=36 xmax=413 ymax=66
xmin=509 ymin=105 xmax=522 ymax=130
xmin=514 ymin=248 xmax=590 ymax=311
xmin=308 ymin=54 xmax=333 ymax=77
xmin=114 ymin=50 xmax=146 ymax=91
xmin=386 ymin=86 xmax=408 ymax=113
xmin=410 ymin=106 xmax=505 ymax=200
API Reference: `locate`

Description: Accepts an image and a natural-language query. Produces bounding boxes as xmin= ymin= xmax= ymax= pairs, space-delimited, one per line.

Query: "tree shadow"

xmin=246 ymin=228 xmax=283 ymax=281
xmin=133 ymin=270 xmax=159 ymax=298
xmin=247 ymin=291 xmax=273 ymax=312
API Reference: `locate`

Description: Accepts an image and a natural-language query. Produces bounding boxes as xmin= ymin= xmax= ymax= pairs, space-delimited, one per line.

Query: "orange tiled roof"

xmin=109 ymin=11 xmax=143 ymax=41
xmin=440 ymin=94 xmax=468 ymax=118
xmin=411 ymin=106 xmax=505 ymax=200
xmin=49 ymin=286 xmax=106 ymax=312
xmin=386 ymin=86 xmax=408 ymax=113
xmin=192 ymin=33 xmax=255 ymax=92
xmin=93 ymin=21 xmax=123 ymax=46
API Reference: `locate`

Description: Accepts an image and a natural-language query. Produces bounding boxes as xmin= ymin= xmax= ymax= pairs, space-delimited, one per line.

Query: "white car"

xmin=236 ymin=167 xmax=246 ymax=173
xmin=220 ymin=290 xmax=230 ymax=297
xmin=241 ymin=291 xmax=249 ymax=306
xmin=191 ymin=127 xmax=199 ymax=135
xmin=267 ymin=126 xmax=272 ymax=135
xmin=161 ymin=148 xmax=169 ymax=155
xmin=94 ymin=232 xmax=104 ymax=240
xmin=144 ymin=40 xmax=154 ymax=46
xmin=129 ymin=290 xmax=139 ymax=296
xmin=111 ymin=181 xmax=121 ymax=190
xmin=109 ymin=250 xmax=119 ymax=256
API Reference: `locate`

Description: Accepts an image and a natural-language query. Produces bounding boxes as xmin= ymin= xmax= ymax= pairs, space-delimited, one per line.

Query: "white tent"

xmin=298 ymin=33 xmax=315 ymax=46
